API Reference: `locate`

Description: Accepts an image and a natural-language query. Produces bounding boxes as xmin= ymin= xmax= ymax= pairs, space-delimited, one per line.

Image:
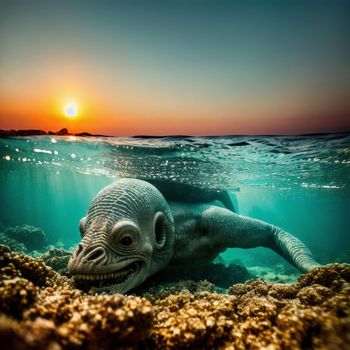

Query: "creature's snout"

xmin=68 ymin=244 xmax=108 ymax=272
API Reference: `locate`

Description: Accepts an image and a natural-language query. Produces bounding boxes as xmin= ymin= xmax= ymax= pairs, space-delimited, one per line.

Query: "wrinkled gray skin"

xmin=68 ymin=178 xmax=321 ymax=294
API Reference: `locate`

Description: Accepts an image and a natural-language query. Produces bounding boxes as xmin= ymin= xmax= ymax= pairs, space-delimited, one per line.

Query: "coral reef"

xmin=0 ymin=262 xmax=37 ymax=319
xmin=0 ymin=233 xmax=27 ymax=253
xmin=0 ymin=245 xmax=68 ymax=320
xmin=142 ymin=264 xmax=350 ymax=349
xmin=0 ymin=245 xmax=349 ymax=349
xmin=4 ymin=225 xmax=48 ymax=252
xmin=0 ymin=246 xmax=153 ymax=349
xmin=20 ymin=291 xmax=153 ymax=349
xmin=40 ymin=248 xmax=72 ymax=276
xmin=149 ymin=291 xmax=238 ymax=349
xmin=248 ymin=263 xmax=299 ymax=284
xmin=143 ymin=262 xmax=252 ymax=290
xmin=140 ymin=280 xmax=216 ymax=302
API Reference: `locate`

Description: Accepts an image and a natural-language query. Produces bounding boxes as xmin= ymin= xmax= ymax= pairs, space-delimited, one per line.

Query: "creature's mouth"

xmin=72 ymin=261 xmax=141 ymax=290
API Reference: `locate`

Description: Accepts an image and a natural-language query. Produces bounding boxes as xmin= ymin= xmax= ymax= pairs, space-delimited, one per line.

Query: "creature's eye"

xmin=110 ymin=220 xmax=140 ymax=250
xmin=79 ymin=217 xmax=87 ymax=237
xmin=120 ymin=235 xmax=133 ymax=246
xmin=154 ymin=212 xmax=166 ymax=249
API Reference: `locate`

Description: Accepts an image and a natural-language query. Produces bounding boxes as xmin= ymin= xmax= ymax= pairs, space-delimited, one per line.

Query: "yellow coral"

xmin=0 ymin=245 xmax=349 ymax=349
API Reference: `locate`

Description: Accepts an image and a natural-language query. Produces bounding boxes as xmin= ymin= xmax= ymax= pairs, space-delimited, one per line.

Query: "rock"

xmin=56 ymin=128 xmax=69 ymax=135
xmin=0 ymin=129 xmax=47 ymax=137
xmin=4 ymin=225 xmax=48 ymax=252
xmin=0 ymin=128 xmax=105 ymax=138
xmin=75 ymin=132 xmax=93 ymax=136
xmin=40 ymin=248 xmax=71 ymax=275
xmin=0 ymin=233 xmax=27 ymax=253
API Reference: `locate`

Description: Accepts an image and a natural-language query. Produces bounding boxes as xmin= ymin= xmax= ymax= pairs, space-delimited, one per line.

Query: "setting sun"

xmin=64 ymin=102 xmax=78 ymax=118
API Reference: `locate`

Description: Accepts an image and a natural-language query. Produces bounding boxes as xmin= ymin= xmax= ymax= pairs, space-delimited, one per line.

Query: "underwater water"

xmin=0 ymin=133 xmax=349 ymax=282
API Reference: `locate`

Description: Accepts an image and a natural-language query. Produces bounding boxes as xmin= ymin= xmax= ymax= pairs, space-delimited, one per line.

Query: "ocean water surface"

xmin=0 ymin=133 xmax=349 ymax=282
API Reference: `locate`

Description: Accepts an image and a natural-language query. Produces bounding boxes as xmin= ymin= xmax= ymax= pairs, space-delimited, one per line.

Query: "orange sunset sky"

xmin=1 ymin=0 xmax=349 ymax=136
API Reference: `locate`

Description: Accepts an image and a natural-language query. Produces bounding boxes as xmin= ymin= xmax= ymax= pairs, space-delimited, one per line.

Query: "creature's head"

xmin=68 ymin=179 xmax=175 ymax=293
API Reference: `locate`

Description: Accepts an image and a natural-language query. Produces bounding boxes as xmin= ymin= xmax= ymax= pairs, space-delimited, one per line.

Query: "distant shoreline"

xmin=0 ymin=128 xmax=349 ymax=138
xmin=0 ymin=128 xmax=109 ymax=138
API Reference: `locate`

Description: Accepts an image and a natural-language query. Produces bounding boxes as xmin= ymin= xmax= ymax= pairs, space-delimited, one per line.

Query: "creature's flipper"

xmin=217 ymin=191 xmax=237 ymax=213
xmin=146 ymin=178 xmax=238 ymax=213
xmin=202 ymin=207 xmax=321 ymax=273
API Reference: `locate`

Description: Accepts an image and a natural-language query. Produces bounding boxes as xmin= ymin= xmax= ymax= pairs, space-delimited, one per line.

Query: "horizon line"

xmin=0 ymin=128 xmax=349 ymax=139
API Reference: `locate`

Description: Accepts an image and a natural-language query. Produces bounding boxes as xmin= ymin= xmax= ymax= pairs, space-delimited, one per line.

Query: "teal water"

xmin=1 ymin=134 xmax=349 ymax=280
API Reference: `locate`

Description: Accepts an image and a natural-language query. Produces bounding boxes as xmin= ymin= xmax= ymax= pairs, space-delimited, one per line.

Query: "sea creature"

xmin=68 ymin=179 xmax=320 ymax=293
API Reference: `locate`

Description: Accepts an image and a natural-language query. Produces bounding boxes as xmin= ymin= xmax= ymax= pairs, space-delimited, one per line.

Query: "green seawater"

xmin=0 ymin=134 xmax=349 ymax=282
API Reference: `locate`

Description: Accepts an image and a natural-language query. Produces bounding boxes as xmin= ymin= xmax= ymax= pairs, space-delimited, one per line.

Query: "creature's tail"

xmin=203 ymin=207 xmax=321 ymax=273
xmin=266 ymin=226 xmax=321 ymax=272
